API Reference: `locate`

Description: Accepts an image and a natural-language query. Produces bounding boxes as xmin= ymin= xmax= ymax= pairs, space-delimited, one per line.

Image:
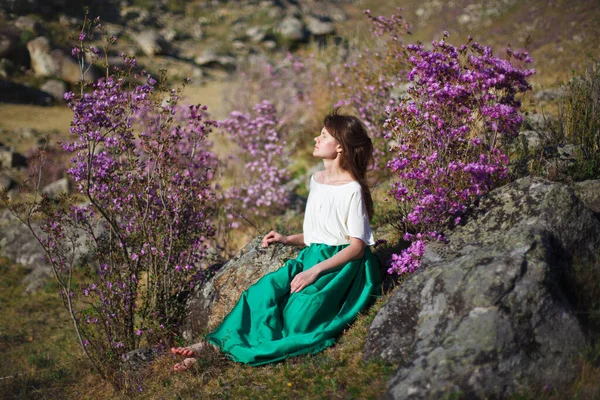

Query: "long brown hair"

xmin=323 ymin=109 xmax=374 ymax=220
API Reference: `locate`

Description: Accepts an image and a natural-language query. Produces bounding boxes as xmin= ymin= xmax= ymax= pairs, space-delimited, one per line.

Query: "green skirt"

xmin=205 ymin=243 xmax=382 ymax=366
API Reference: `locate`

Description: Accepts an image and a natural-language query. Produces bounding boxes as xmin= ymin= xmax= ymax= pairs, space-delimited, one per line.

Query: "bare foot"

xmin=170 ymin=342 xmax=216 ymax=357
xmin=173 ymin=357 xmax=197 ymax=372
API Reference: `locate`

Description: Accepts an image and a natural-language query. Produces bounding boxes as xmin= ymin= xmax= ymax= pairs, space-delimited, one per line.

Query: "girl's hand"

xmin=262 ymin=230 xmax=287 ymax=248
xmin=290 ymin=267 xmax=320 ymax=293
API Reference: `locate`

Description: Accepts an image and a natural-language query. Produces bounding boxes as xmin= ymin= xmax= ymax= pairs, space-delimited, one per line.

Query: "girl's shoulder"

xmin=311 ymin=173 xmax=361 ymax=191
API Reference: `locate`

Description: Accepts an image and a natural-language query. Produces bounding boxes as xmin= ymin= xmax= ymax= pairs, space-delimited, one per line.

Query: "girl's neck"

xmin=320 ymin=159 xmax=354 ymax=184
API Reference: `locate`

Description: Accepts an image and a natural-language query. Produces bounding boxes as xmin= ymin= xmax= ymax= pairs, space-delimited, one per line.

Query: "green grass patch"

xmin=0 ymin=257 xmax=86 ymax=399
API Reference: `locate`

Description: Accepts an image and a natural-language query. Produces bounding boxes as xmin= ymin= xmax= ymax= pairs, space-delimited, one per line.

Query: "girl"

xmin=171 ymin=111 xmax=381 ymax=370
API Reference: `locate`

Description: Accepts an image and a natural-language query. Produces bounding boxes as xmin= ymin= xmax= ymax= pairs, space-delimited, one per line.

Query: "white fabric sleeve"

xmin=346 ymin=190 xmax=375 ymax=245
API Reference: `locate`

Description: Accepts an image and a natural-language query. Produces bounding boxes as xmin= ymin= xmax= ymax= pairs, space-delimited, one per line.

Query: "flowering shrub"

xmin=220 ymin=100 xmax=290 ymax=232
xmin=386 ymin=33 xmax=534 ymax=275
xmin=1 ymin=15 xmax=219 ymax=387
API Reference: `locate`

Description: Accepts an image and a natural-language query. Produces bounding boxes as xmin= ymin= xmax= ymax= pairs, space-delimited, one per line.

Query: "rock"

xmin=0 ymin=174 xmax=15 ymax=191
xmin=0 ymin=145 xmax=27 ymax=168
xmin=0 ymin=80 xmax=53 ymax=105
xmin=40 ymin=79 xmax=67 ymax=102
xmin=0 ymin=209 xmax=48 ymax=291
xmin=41 ymin=177 xmax=70 ymax=197
xmin=0 ymin=26 xmax=19 ymax=58
xmin=534 ymin=88 xmax=562 ymax=102
xmin=194 ymin=51 xmax=236 ymax=70
xmin=523 ymin=113 xmax=556 ymax=132
xmin=183 ymin=237 xmax=300 ymax=340
xmin=0 ymin=58 xmax=16 ymax=80
xmin=14 ymin=15 xmax=43 ymax=36
xmin=518 ymin=129 xmax=541 ymax=149
xmin=0 ymin=207 xmax=96 ymax=293
xmin=573 ymin=180 xmax=600 ymax=214
xmin=276 ymin=15 xmax=306 ymax=42
xmin=304 ymin=15 xmax=335 ymax=36
xmin=121 ymin=347 xmax=158 ymax=372
xmin=365 ymin=177 xmax=600 ymax=399
xmin=26 ymin=36 xmax=60 ymax=76
xmin=26 ymin=36 xmax=96 ymax=84
xmin=245 ymin=26 xmax=267 ymax=43
xmin=131 ymin=30 xmax=171 ymax=57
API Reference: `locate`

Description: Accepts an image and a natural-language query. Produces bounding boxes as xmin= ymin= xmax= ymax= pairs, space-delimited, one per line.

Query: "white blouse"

xmin=303 ymin=175 xmax=375 ymax=246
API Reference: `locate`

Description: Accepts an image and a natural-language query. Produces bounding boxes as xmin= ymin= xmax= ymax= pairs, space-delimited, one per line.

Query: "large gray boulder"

xmin=0 ymin=210 xmax=49 ymax=293
xmin=364 ymin=177 xmax=600 ymax=399
xmin=0 ymin=207 xmax=94 ymax=293
xmin=183 ymin=237 xmax=300 ymax=340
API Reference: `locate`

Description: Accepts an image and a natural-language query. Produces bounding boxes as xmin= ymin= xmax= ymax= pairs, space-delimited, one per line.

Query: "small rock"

xmin=534 ymin=88 xmax=562 ymax=102
xmin=518 ymin=129 xmax=542 ymax=149
xmin=0 ymin=146 xmax=27 ymax=168
xmin=263 ymin=40 xmax=277 ymax=50
xmin=0 ymin=26 xmax=19 ymax=58
xmin=276 ymin=15 xmax=306 ymax=42
xmin=0 ymin=58 xmax=15 ymax=80
xmin=304 ymin=15 xmax=335 ymax=36
xmin=26 ymin=36 xmax=95 ymax=84
xmin=14 ymin=15 xmax=43 ymax=35
xmin=40 ymin=79 xmax=67 ymax=102
xmin=131 ymin=30 xmax=171 ymax=57
xmin=121 ymin=347 xmax=158 ymax=372
xmin=246 ymin=26 xmax=266 ymax=43
xmin=523 ymin=113 xmax=556 ymax=132
xmin=0 ymin=175 xmax=15 ymax=191
xmin=41 ymin=177 xmax=70 ymax=197
xmin=194 ymin=51 xmax=236 ymax=70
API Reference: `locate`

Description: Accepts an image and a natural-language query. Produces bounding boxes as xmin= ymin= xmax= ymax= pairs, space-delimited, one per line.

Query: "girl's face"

xmin=313 ymin=127 xmax=341 ymax=159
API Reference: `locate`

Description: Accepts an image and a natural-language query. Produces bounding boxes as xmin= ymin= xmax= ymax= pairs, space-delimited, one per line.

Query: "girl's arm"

xmin=290 ymin=237 xmax=366 ymax=293
xmin=262 ymin=231 xmax=304 ymax=247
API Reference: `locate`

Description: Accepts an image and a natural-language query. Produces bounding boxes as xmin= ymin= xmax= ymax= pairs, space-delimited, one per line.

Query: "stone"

xmin=194 ymin=51 xmax=236 ymax=70
xmin=0 ymin=174 xmax=15 ymax=191
xmin=26 ymin=36 xmax=59 ymax=77
xmin=41 ymin=177 xmax=70 ymax=197
xmin=121 ymin=347 xmax=158 ymax=372
xmin=304 ymin=15 xmax=335 ymax=36
xmin=245 ymin=26 xmax=267 ymax=43
xmin=131 ymin=30 xmax=171 ymax=57
xmin=0 ymin=26 xmax=19 ymax=58
xmin=0 ymin=207 xmax=96 ymax=293
xmin=0 ymin=80 xmax=53 ymax=105
xmin=276 ymin=15 xmax=306 ymax=42
xmin=0 ymin=58 xmax=15 ymax=80
xmin=365 ymin=177 xmax=600 ymax=399
xmin=14 ymin=15 xmax=43 ymax=35
xmin=518 ymin=129 xmax=541 ymax=149
xmin=26 ymin=36 xmax=96 ymax=84
xmin=183 ymin=237 xmax=300 ymax=340
xmin=40 ymin=79 xmax=67 ymax=102
xmin=523 ymin=113 xmax=556 ymax=133
xmin=534 ymin=88 xmax=562 ymax=102
xmin=0 ymin=146 xmax=27 ymax=168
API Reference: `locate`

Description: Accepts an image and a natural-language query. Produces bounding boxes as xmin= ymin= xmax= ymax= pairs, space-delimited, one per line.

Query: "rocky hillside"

xmin=0 ymin=0 xmax=598 ymax=106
